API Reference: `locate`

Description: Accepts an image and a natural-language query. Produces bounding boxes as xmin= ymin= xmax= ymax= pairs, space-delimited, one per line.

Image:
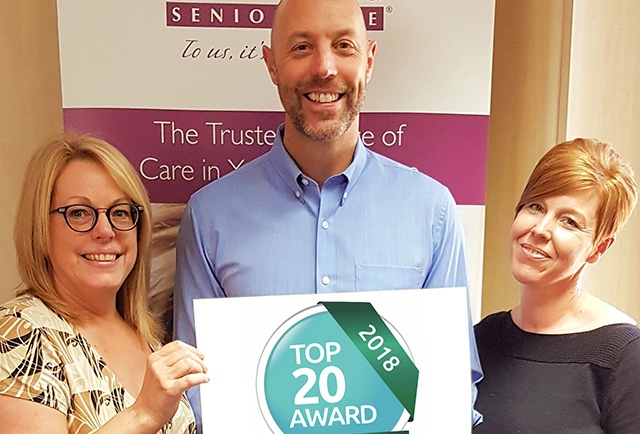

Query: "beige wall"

xmin=482 ymin=0 xmax=640 ymax=321
xmin=482 ymin=0 xmax=573 ymax=317
xmin=0 ymin=0 xmax=63 ymax=303
xmin=566 ymin=1 xmax=640 ymax=316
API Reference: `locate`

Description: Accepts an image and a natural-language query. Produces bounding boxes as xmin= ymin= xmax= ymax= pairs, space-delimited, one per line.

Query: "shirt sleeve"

xmin=421 ymin=186 xmax=484 ymax=427
xmin=173 ymin=198 xmax=223 ymax=346
xmin=173 ymin=198 xmax=223 ymax=434
xmin=0 ymin=311 xmax=71 ymax=415
xmin=423 ymin=186 xmax=468 ymax=289
xmin=602 ymin=335 xmax=640 ymax=433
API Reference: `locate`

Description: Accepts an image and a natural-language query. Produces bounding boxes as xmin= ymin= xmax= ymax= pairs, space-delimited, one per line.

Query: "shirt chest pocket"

xmin=355 ymin=264 xmax=425 ymax=291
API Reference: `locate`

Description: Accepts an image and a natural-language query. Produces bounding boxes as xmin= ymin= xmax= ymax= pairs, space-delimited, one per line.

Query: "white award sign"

xmin=194 ymin=287 xmax=472 ymax=433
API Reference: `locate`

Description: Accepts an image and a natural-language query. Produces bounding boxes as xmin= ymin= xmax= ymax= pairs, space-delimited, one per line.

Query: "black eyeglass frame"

xmin=50 ymin=203 xmax=144 ymax=233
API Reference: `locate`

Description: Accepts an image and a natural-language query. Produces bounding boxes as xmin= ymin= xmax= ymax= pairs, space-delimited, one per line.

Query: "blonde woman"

xmin=0 ymin=133 xmax=208 ymax=433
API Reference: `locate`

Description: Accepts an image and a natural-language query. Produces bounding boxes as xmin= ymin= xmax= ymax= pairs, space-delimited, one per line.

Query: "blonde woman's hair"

xmin=516 ymin=138 xmax=638 ymax=246
xmin=14 ymin=132 xmax=162 ymax=348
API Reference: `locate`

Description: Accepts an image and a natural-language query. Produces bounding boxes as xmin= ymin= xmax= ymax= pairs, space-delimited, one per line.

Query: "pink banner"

xmin=64 ymin=108 xmax=487 ymax=205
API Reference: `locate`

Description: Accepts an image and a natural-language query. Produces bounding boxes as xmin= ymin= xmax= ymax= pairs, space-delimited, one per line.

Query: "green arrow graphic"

xmin=321 ymin=301 xmax=419 ymax=423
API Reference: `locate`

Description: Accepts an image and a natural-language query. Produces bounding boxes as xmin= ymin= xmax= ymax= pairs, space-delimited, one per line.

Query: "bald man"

xmin=174 ymin=0 xmax=483 ymax=431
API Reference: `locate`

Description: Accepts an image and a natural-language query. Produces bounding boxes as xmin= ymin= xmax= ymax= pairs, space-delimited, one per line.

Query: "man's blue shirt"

xmin=173 ymin=125 xmax=483 ymax=429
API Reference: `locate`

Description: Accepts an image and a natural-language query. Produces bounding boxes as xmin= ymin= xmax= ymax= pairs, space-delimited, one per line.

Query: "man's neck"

xmin=282 ymin=123 xmax=359 ymax=188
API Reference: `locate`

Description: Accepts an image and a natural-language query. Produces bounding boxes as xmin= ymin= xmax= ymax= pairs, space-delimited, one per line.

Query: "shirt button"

xmin=301 ymin=178 xmax=309 ymax=186
xmin=321 ymin=220 xmax=329 ymax=229
xmin=321 ymin=276 xmax=331 ymax=285
xmin=295 ymin=191 xmax=301 ymax=198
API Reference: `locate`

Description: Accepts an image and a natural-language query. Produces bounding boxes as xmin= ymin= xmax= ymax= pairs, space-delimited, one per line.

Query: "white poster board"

xmin=194 ymin=287 xmax=472 ymax=433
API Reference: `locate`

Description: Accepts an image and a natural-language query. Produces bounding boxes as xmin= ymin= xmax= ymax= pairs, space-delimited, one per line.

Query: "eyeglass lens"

xmin=64 ymin=204 xmax=140 ymax=232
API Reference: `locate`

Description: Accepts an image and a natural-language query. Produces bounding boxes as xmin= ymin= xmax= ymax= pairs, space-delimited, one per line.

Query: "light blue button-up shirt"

xmin=174 ymin=125 xmax=483 ymax=430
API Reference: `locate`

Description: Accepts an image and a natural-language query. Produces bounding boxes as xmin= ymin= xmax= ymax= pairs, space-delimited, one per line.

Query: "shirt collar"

xmin=268 ymin=124 xmax=367 ymax=204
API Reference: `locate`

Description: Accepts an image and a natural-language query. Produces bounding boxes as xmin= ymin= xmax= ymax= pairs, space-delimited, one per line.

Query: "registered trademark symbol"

xmin=386 ymin=5 xmax=393 ymax=13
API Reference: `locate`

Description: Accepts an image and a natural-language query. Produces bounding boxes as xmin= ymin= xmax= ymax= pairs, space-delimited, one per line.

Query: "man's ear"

xmin=262 ymin=45 xmax=278 ymax=85
xmin=365 ymin=39 xmax=377 ymax=84
xmin=586 ymin=237 xmax=615 ymax=264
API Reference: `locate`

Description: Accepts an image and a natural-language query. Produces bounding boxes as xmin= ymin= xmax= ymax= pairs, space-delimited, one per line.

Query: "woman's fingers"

xmin=146 ymin=340 xmax=209 ymax=393
xmin=131 ymin=340 xmax=210 ymax=430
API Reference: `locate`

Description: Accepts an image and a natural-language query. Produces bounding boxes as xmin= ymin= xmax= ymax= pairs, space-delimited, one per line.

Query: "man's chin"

xmin=302 ymin=125 xmax=345 ymax=142
xmin=298 ymin=116 xmax=356 ymax=142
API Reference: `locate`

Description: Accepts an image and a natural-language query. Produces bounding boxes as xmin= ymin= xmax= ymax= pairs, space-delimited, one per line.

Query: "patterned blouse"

xmin=0 ymin=296 xmax=196 ymax=434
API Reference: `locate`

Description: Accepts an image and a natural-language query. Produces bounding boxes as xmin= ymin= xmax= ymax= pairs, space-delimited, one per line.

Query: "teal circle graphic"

xmin=256 ymin=305 xmax=411 ymax=433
